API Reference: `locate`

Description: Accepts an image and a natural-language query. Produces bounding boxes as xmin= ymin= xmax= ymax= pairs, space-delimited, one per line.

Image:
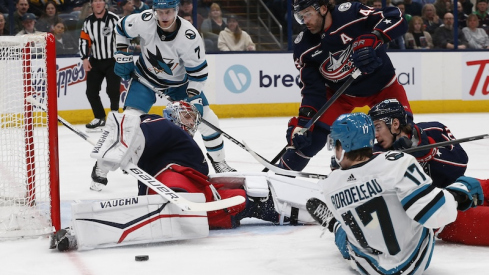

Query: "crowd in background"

xmin=1 ymin=0 xmax=488 ymax=54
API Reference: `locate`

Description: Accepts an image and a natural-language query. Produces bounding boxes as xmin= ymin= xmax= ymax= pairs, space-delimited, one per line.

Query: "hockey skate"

xmin=306 ymin=198 xmax=335 ymax=233
xmin=90 ymin=162 xmax=108 ymax=191
xmin=52 ymin=228 xmax=77 ymax=252
xmin=207 ymin=153 xmax=237 ymax=173
xmin=85 ymin=118 xmax=106 ymax=132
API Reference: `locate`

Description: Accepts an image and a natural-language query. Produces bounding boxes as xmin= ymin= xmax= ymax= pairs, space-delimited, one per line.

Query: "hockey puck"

xmin=135 ymin=255 xmax=149 ymax=261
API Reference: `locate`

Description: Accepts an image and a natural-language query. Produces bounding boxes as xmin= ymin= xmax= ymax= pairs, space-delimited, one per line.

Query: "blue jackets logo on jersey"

xmin=338 ymin=2 xmax=351 ymax=11
xmin=224 ymin=65 xmax=251 ymax=94
xmin=321 ymin=47 xmax=355 ymax=82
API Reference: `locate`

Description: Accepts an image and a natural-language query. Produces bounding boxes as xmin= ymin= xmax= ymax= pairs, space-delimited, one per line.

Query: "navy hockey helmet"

xmin=293 ymin=0 xmax=326 ymax=24
xmin=153 ymin=0 xmax=179 ymax=9
xmin=163 ymin=101 xmax=201 ymax=136
xmin=328 ymin=113 xmax=375 ymax=153
xmin=368 ymin=99 xmax=408 ymax=128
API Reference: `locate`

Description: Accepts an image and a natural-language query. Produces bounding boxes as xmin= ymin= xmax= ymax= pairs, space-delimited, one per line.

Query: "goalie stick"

xmin=402 ymin=134 xmax=489 ymax=154
xmin=131 ymin=72 xmax=274 ymax=163
xmin=26 ymin=96 xmax=245 ymax=212
xmin=264 ymin=69 xmax=362 ymax=172
xmin=242 ymin=141 xmax=328 ymax=180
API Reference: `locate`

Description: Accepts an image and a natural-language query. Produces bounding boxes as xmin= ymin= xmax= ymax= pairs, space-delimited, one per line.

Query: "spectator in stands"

xmin=405 ymin=15 xmax=434 ymax=49
xmin=132 ymin=0 xmax=149 ymax=13
xmin=403 ymin=0 xmax=422 ymax=16
xmin=396 ymin=2 xmax=412 ymax=23
xmin=475 ymin=0 xmax=489 ymax=34
xmin=53 ymin=20 xmax=78 ymax=54
xmin=460 ymin=0 xmax=474 ymax=15
xmin=0 ymin=13 xmax=9 ymax=36
xmin=182 ymin=11 xmax=214 ymax=52
xmin=178 ymin=0 xmax=203 ymax=30
xmin=7 ymin=0 xmax=30 ymax=34
xmin=217 ymin=15 xmax=255 ymax=51
xmin=118 ymin=0 xmax=134 ymax=17
xmin=197 ymin=0 xmax=212 ymax=18
xmin=35 ymin=1 xmax=60 ymax=32
xmin=457 ymin=1 xmax=468 ymax=29
xmin=372 ymin=0 xmax=383 ymax=9
xmin=201 ymin=3 xmax=226 ymax=50
xmin=28 ymin=0 xmax=64 ymax=16
xmin=16 ymin=12 xmax=42 ymax=35
xmin=422 ymin=4 xmax=442 ymax=34
xmin=0 ymin=0 xmax=8 ymax=13
xmin=433 ymin=12 xmax=469 ymax=49
xmin=463 ymin=13 xmax=489 ymax=48
xmin=434 ymin=0 xmax=451 ymax=19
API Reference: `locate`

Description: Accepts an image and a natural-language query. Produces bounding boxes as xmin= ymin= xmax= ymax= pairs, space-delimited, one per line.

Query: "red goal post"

xmin=0 ymin=33 xmax=60 ymax=238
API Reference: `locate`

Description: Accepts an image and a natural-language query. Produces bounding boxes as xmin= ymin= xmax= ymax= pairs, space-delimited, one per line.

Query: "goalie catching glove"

xmin=446 ymin=176 xmax=484 ymax=211
xmin=90 ymin=112 xmax=145 ymax=172
xmin=114 ymin=51 xmax=135 ymax=80
xmin=351 ymin=33 xmax=383 ymax=75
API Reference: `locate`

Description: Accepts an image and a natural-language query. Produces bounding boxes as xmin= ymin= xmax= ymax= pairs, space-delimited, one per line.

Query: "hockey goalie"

xmin=51 ymin=101 xmax=323 ymax=251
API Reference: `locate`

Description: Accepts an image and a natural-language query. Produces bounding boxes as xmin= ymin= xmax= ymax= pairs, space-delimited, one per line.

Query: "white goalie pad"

xmin=209 ymin=172 xmax=324 ymax=224
xmin=72 ymin=193 xmax=209 ymax=251
xmin=90 ymin=112 xmax=145 ymax=171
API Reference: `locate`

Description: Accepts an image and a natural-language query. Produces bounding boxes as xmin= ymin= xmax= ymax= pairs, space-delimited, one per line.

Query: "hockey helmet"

xmin=368 ymin=99 xmax=408 ymax=128
xmin=328 ymin=113 xmax=375 ymax=153
xmin=163 ymin=101 xmax=201 ymax=136
xmin=293 ymin=0 xmax=326 ymax=24
xmin=153 ymin=0 xmax=179 ymax=9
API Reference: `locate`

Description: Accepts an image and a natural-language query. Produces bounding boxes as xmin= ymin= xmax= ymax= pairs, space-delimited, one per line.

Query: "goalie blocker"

xmin=55 ymin=171 xmax=322 ymax=251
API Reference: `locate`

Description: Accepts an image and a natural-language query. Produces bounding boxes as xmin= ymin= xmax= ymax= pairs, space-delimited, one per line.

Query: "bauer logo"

xmin=224 ymin=65 xmax=251 ymax=93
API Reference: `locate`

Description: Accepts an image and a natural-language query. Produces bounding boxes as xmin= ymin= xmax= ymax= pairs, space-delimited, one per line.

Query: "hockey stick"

xmin=26 ymin=96 xmax=245 ymax=212
xmin=242 ymin=141 xmax=328 ymax=180
xmin=402 ymin=134 xmax=489 ymax=154
xmin=264 ymin=69 xmax=362 ymax=172
xmin=131 ymin=72 xmax=274 ymax=163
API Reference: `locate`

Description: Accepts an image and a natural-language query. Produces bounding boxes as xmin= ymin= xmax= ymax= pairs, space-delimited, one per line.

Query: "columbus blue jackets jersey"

xmin=293 ymin=2 xmax=407 ymax=111
xmin=137 ymin=114 xmax=209 ymax=177
xmin=320 ymin=152 xmax=457 ymax=274
xmin=374 ymin=121 xmax=468 ymax=188
xmin=116 ymin=12 xmax=208 ymax=93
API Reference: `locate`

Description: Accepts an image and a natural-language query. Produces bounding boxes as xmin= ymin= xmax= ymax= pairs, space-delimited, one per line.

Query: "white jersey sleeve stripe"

xmin=414 ymin=191 xmax=445 ymax=224
xmin=401 ymin=185 xmax=435 ymax=210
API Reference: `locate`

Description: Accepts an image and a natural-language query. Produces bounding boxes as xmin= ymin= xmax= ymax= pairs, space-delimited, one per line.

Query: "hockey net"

xmin=0 ymin=33 xmax=60 ymax=238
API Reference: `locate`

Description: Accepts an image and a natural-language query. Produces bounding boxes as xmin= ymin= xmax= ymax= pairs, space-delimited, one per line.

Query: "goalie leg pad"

xmin=90 ymin=112 xmax=145 ymax=171
xmin=72 ymin=194 xmax=209 ymax=250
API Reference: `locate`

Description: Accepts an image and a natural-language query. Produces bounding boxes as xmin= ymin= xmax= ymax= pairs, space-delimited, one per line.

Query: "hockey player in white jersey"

xmin=111 ymin=0 xmax=235 ymax=175
xmin=306 ymin=113 xmax=483 ymax=275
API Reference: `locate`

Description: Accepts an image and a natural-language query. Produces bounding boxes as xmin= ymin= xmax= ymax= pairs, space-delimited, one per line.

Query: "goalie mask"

xmin=163 ymin=101 xmax=201 ymax=136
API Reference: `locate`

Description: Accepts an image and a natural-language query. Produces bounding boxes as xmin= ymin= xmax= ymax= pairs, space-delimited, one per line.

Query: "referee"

xmin=79 ymin=0 xmax=121 ymax=131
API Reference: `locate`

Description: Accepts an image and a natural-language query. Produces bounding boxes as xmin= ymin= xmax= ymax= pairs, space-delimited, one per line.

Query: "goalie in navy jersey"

xmin=280 ymin=0 xmax=412 ymax=172
xmin=307 ymin=112 xmax=483 ymax=275
xmin=368 ymin=99 xmax=489 ymax=246
xmin=109 ymin=0 xmax=235 ymax=178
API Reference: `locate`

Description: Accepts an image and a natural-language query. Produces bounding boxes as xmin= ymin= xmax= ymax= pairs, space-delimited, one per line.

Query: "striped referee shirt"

xmin=79 ymin=10 xmax=119 ymax=60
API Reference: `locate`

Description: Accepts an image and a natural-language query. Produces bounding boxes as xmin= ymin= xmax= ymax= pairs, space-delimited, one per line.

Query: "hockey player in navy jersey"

xmin=53 ymin=101 xmax=323 ymax=251
xmin=307 ymin=112 xmax=483 ymax=274
xmin=109 ymin=0 xmax=235 ymax=178
xmin=280 ymin=0 xmax=412 ymax=172
xmin=368 ymin=98 xmax=489 ymax=246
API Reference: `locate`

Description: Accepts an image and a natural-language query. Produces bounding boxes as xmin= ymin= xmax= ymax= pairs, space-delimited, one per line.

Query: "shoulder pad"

xmin=385 ymin=151 xmax=404 ymax=161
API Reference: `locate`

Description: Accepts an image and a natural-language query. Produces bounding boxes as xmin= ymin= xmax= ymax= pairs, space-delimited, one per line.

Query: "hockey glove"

xmin=351 ymin=34 xmax=383 ymax=75
xmin=185 ymin=93 xmax=204 ymax=116
xmin=286 ymin=117 xmax=312 ymax=150
xmin=392 ymin=136 xmax=413 ymax=150
xmin=446 ymin=176 xmax=484 ymax=211
xmin=114 ymin=51 xmax=135 ymax=80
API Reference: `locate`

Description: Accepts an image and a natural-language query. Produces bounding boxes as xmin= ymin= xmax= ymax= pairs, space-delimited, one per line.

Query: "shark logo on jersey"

xmin=185 ymin=29 xmax=196 ymax=40
xmin=146 ymin=46 xmax=175 ymax=75
xmin=320 ymin=46 xmax=355 ymax=82
xmin=338 ymin=2 xmax=351 ymax=12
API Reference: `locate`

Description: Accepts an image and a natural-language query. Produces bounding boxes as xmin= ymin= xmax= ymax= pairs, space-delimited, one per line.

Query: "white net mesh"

xmin=0 ymin=34 xmax=57 ymax=238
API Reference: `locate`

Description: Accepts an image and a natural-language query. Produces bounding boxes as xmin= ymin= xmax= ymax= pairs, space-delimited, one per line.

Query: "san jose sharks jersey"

xmin=320 ymin=152 xmax=457 ymax=274
xmin=116 ymin=11 xmax=208 ymax=92
xmin=374 ymin=121 xmax=469 ymax=188
xmin=293 ymin=2 xmax=407 ymax=111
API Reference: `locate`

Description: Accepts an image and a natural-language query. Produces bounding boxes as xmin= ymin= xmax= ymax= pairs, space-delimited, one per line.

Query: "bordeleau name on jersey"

xmin=330 ymin=179 xmax=383 ymax=210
